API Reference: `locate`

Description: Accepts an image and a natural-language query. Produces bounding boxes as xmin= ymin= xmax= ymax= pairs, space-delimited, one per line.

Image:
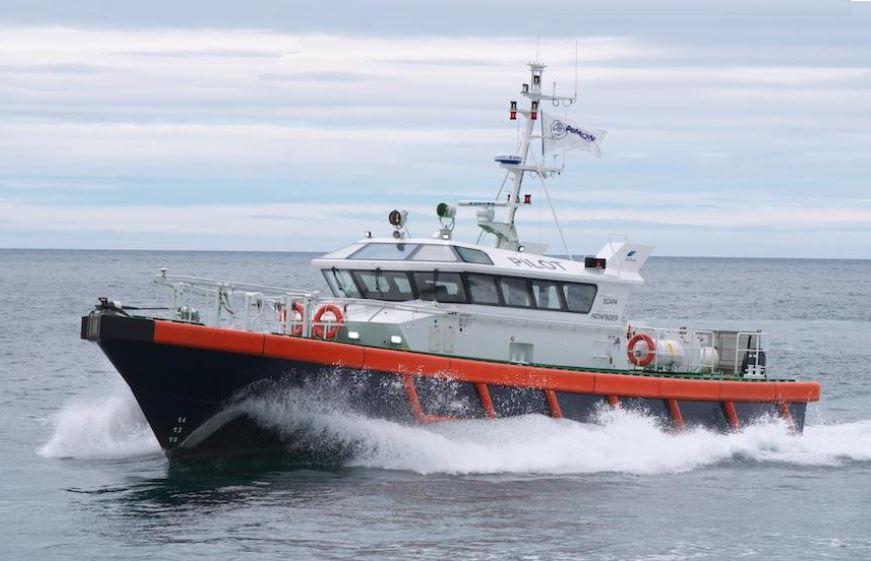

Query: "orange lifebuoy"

xmin=627 ymin=333 xmax=656 ymax=367
xmin=278 ymin=302 xmax=305 ymax=337
xmin=312 ymin=303 xmax=344 ymax=339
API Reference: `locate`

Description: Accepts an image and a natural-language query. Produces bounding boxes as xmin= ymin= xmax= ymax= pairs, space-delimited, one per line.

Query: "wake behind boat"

xmin=80 ymin=61 xmax=820 ymax=460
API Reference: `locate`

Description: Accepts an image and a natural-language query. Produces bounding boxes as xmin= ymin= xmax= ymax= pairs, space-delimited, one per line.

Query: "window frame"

xmin=411 ymin=270 xmax=468 ymax=304
xmin=562 ymin=281 xmax=598 ymax=314
xmin=348 ymin=242 xmax=421 ymax=261
xmin=464 ymin=272 xmax=503 ymax=306
xmin=497 ymin=276 xmax=534 ymax=309
xmin=351 ymin=269 xmax=417 ymax=302
xmin=408 ymin=244 xmax=460 ymax=262
xmin=530 ymin=278 xmax=567 ymax=311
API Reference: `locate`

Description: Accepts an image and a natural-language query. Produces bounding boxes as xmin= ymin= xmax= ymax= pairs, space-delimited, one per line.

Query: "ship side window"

xmin=412 ymin=272 xmax=467 ymax=303
xmin=531 ymin=279 xmax=564 ymax=310
xmin=466 ymin=273 xmax=500 ymax=305
xmin=352 ymin=270 xmax=415 ymax=302
xmin=410 ymin=244 xmax=457 ymax=262
xmin=324 ymin=269 xmax=362 ymax=299
xmin=499 ymin=277 xmax=532 ymax=307
xmin=349 ymin=243 xmax=420 ymax=260
xmin=562 ymin=282 xmax=597 ymax=313
xmin=455 ymin=246 xmax=494 ymax=265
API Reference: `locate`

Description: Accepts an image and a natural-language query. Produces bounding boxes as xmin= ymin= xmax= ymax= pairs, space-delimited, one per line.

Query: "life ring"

xmin=277 ymin=302 xmax=306 ymax=336
xmin=312 ymin=303 xmax=344 ymax=339
xmin=627 ymin=333 xmax=656 ymax=367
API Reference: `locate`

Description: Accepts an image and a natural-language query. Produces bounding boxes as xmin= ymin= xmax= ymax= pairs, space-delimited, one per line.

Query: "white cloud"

xmin=0 ymin=25 xmax=869 ymax=255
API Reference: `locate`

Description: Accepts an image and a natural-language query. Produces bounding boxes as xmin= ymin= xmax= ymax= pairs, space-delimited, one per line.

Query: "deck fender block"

xmin=365 ymin=347 xmax=451 ymax=377
xmin=153 ymin=320 xmax=264 ymax=356
xmin=775 ymin=381 xmax=821 ymax=402
xmin=594 ymin=372 xmax=659 ymax=398
xmin=263 ymin=335 xmax=366 ymax=369
xmin=718 ymin=381 xmax=777 ymax=402
xmin=657 ymin=377 xmax=721 ymax=401
xmin=446 ymin=358 xmax=527 ymax=386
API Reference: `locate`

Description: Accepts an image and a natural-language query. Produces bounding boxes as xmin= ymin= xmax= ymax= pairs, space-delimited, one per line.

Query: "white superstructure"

xmin=154 ymin=59 xmax=768 ymax=378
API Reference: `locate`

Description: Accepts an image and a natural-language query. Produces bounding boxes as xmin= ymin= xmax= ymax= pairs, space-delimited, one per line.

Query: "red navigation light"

xmin=531 ymin=112 xmax=537 ymax=120
xmin=584 ymin=257 xmax=607 ymax=270
xmin=524 ymin=194 xmax=532 ymax=204
xmin=510 ymin=111 xmax=517 ymax=120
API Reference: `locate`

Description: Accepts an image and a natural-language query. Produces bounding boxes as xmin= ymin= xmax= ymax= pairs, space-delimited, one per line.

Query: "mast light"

xmin=524 ymin=194 xmax=532 ymax=204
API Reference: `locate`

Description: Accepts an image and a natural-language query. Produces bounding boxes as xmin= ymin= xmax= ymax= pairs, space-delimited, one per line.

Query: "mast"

xmin=506 ymin=62 xmax=544 ymax=228
xmin=463 ymin=59 xmax=577 ymax=253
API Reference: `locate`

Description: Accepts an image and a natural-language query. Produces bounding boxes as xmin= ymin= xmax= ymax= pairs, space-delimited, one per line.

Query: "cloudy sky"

xmin=0 ymin=1 xmax=869 ymax=257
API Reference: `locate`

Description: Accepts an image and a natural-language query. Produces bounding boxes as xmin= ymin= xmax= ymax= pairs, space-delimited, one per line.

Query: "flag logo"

xmin=551 ymin=120 xmax=567 ymax=139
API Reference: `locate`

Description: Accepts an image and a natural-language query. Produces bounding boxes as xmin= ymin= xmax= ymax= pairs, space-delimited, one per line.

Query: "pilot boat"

xmin=80 ymin=61 xmax=820 ymax=460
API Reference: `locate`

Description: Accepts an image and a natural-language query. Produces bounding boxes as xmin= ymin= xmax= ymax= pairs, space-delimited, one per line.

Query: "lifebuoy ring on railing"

xmin=627 ymin=333 xmax=656 ymax=367
xmin=312 ymin=303 xmax=344 ymax=339
xmin=278 ymin=302 xmax=306 ymax=337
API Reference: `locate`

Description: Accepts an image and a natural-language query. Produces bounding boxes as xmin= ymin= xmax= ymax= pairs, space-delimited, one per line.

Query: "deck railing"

xmin=154 ymin=269 xmax=767 ymax=378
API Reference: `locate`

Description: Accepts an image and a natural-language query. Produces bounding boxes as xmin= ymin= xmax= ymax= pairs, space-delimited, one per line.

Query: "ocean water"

xmin=1 ymin=249 xmax=870 ymax=560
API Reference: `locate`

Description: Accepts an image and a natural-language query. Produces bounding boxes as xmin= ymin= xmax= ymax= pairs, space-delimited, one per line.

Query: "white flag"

xmin=542 ymin=112 xmax=606 ymax=158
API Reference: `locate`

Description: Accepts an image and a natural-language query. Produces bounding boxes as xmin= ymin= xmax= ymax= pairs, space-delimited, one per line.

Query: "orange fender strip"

xmin=476 ymin=383 xmax=496 ymax=418
xmin=448 ymin=358 xmax=530 ymax=386
xmin=595 ymin=373 xmax=659 ymax=398
xmin=719 ymin=380 xmax=777 ymax=401
xmin=366 ymin=346 xmax=451 ymax=376
xmin=722 ymin=401 xmax=740 ymax=430
xmin=667 ymin=398 xmax=685 ymax=431
xmin=152 ymin=322 xmax=820 ymax=406
xmin=263 ymin=334 xmax=366 ymax=369
xmin=658 ymin=378 xmax=721 ymax=401
xmin=544 ymin=389 xmax=562 ymax=418
xmin=153 ymin=320 xmax=264 ymax=356
xmin=775 ymin=381 xmax=821 ymax=402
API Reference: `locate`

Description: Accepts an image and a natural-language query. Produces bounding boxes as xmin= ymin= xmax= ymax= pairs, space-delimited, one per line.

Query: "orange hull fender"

xmin=153 ymin=320 xmax=265 ymax=356
xmin=365 ymin=346 xmax=451 ymax=376
xmin=658 ymin=377 xmax=721 ymax=401
xmin=775 ymin=381 xmax=821 ymax=402
xmin=594 ymin=372 xmax=660 ymax=398
xmin=718 ymin=380 xmax=777 ymax=402
xmin=447 ymin=358 xmax=530 ymax=387
xmin=263 ymin=334 xmax=366 ymax=369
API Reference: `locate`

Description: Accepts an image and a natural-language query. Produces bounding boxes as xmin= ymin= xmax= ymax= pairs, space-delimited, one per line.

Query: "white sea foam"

xmin=243 ymin=390 xmax=871 ymax=475
xmin=38 ymin=390 xmax=160 ymax=460
xmin=39 ymin=386 xmax=871 ymax=473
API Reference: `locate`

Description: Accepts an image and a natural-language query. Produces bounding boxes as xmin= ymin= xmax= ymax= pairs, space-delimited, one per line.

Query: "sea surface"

xmin=1 ymin=249 xmax=870 ymax=560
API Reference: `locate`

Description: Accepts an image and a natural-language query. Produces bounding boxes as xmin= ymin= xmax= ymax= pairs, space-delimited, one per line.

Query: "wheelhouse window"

xmin=455 ymin=246 xmax=494 ymax=265
xmin=499 ymin=277 xmax=532 ymax=307
xmin=411 ymin=244 xmax=457 ymax=262
xmin=563 ymin=282 xmax=597 ymax=313
xmin=413 ymin=272 xmax=467 ymax=303
xmin=352 ymin=270 xmax=415 ymax=301
xmin=531 ymin=280 xmax=563 ymax=310
xmin=466 ymin=273 xmax=500 ymax=305
xmin=323 ymin=269 xmax=361 ymax=298
xmin=349 ymin=243 xmax=419 ymax=261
